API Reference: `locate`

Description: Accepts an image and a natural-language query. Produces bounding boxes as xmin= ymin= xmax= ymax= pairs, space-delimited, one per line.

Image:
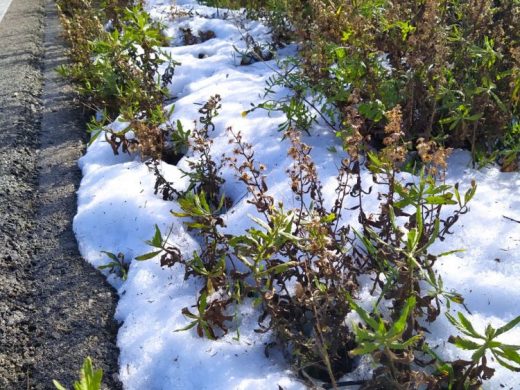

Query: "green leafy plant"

xmin=175 ymin=290 xmax=233 ymax=340
xmin=446 ymin=312 xmax=520 ymax=385
xmin=139 ymin=192 xmax=236 ymax=338
xmin=57 ymin=2 xmax=179 ymax=159
xmin=347 ymin=295 xmax=422 ymax=381
xmin=53 ymin=357 xmax=103 ymax=390
xmin=229 ymin=209 xmax=299 ymax=292
xmin=135 ymin=224 xmax=183 ymax=268
xmin=253 ymin=0 xmax=520 ymax=168
xmin=98 ymin=251 xmax=129 ymax=280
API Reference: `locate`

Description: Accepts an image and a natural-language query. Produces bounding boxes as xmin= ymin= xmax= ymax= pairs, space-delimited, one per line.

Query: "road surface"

xmin=0 ymin=0 xmax=121 ymax=388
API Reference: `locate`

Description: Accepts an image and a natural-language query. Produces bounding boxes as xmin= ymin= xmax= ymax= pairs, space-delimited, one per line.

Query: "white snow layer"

xmin=73 ymin=1 xmax=520 ymax=389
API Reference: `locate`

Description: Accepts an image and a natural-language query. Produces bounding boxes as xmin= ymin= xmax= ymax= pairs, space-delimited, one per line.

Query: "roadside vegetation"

xmin=56 ymin=0 xmax=519 ymax=389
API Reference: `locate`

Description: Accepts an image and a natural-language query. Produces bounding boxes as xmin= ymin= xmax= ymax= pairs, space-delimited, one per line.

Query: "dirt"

xmin=0 ymin=0 xmax=121 ymax=388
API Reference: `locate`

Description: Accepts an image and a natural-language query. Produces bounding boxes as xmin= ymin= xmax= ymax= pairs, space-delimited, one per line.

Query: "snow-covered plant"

xmin=135 ymin=224 xmax=182 ymax=266
xmin=223 ymin=120 xmax=513 ymax=389
xmin=243 ymin=57 xmax=322 ymax=134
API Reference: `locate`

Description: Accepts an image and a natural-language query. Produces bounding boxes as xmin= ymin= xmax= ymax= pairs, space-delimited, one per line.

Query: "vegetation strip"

xmin=57 ymin=1 xmax=519 ymax=389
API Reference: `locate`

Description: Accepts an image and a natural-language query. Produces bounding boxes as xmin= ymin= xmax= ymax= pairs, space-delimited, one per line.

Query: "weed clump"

xmin=247 ymin=0 xmax=520 ymax=169
xmin=57 ymin=1 xmax=178 ymax=160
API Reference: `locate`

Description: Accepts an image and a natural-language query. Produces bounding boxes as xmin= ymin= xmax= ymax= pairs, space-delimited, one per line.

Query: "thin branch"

xmin=503 ymin=215 xmax=520 ymax=224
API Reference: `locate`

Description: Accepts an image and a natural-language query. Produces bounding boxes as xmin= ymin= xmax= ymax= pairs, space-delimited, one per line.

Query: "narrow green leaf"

xmin=388 ymin=296 xmax=416 ymax=338
xmin=446 ymin=312 xmax=480 ymax=338
xmin=100 ymin=251 xmax=118 ymax=261
xmin=493 ymin=352 xmax=520 ymax=372
xmin=471 ymin=345 xmax=487 ymax=361
xmin=350 ymin=343 xmax=379 ymax=356
xmin=496 ymin=315 xmax=520 ymax=337
xmin=174 ymin=321 xmax=198 ymax=333
xmin=151 ymin=225 xmax=162 ymax=247
xmin=395 ymin=334 xmax=422 ymax=349
xmin=135 ymin=250 xmax=162 ymax=261
xmin=425 ymin=195 xmax=457 ymax=205
xmin=260 ymin=261 xmax=298 ymax=276
xmin=451 ymin=336 xmax=481 ymax=350
xmin=437 ymin=249 xmax=465 ymax=257
xmin=416 ymin=206 xmax=423 ymax=240
xmin=52 ymin=380 xmax=67 ymax=390
xmin=458 ymin=312 xmax=481 ymax=338
xmin=346 ymin=293 xmax=379 ymax=330
xmin=88 ymin=129 xmax=102 ymax=147
xmin=498 ymin=347 xmax=520 ymax=365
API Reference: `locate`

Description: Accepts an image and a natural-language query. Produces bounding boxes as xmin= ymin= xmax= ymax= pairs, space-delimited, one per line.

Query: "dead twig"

xmin=503 ymin=215 xmax=520 ymax=224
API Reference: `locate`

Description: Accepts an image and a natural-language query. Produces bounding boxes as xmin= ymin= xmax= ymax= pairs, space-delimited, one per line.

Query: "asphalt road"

xmin=0 ymin=0 xmax=121 ymax=388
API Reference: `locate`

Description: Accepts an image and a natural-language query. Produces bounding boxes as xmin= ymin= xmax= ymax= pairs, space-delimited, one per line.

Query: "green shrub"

xmin=250 ymin=0 xmax=520 ymax=168
xmin=58 ymin=2 xmax=179 ymax=159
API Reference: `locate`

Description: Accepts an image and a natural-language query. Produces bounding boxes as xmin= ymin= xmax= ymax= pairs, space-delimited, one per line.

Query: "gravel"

xmin=0 ymin=0 xmax=121 ymax=388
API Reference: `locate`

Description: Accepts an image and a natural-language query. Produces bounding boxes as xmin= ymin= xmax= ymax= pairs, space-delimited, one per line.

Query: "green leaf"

xmin=496 ymin=315 xmax=520 ymax=337
xmin=346 ymin=293 xmax=379 ymax=330
xmin=458 ymin=312 xmax=481 ymax=338
xmin=466 ymin=113 xmax=484 ymax=122
xmin=497 ymin=347 xmax=520 ymax=366
xmin=485 ymin=324 xmax=496 ymax=339
xmin=100 ymin=251 xmax=118 ymax=261
xmin=465 ymin=182 xmax=477 ymax=204
xmin=87 ymin=129 xmax=102 ymax=147
xmin=359 ymin=100 xmax=385 ymax=122
xmin=259 ymin=261 xmax=298 ymax=276
xmin=388 ymin=296 xmax=416 ymax=338
xmin=471 ymin=345 xmax=487 ymax=361
xmin=135 ymin=250 xmax=162 ymax=261
xmin=493 ymin=352 xmax=520 ymax=372
xmin=416 ymin=206 xmax=423 ymax=239
xmin=53 ymin=380 xmax=67 ymax=390
xmin=437 ymin=249 xmax=465 ymax=257
xmin=97 ymin=262 xmax=118 ymax=270
xmin=73 ymin=357 xmax=102 ymax=390
xmin=446 ymin=312 xmax=480 ymax=338
xmin=279 ymin=231 xmax=300 ymax=242
xmin=451 ymin=336 xmax=481 ymax=350
xmin=422 ymin=218 xmax=440 ymax=251
xmin=151 ymin=225 xmax=162 ymax=247
xmin=407 ymin=228 xmax=419 ymax=252
xmin=249 ymin=215 xmax=271 ymax=231
xmin=350 ymin=342 xmax=379 ymax=356
xmin=198 ymin=191 xmax=211 ymax=213
xmin=174 ymin=320 xmax=198 ymax=333
xmin=454 ymin=183 xmax=462 ymax=205
xmin=394 ymin=334 xmax=422 ymax=349
xmin=424 ymin=195 xmax=457 ymax=205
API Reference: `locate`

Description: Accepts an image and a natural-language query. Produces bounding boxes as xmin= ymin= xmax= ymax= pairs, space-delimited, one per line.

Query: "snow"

xmin=0 ymin=0 xmax=14 ymax=25
xmin=73 ymin=1 xmax=520 ymax=388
